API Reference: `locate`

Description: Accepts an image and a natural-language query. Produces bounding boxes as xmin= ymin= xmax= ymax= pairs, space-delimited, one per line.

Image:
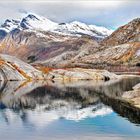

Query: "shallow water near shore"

xmin=0 ymin=76 xmax=140 ymax=140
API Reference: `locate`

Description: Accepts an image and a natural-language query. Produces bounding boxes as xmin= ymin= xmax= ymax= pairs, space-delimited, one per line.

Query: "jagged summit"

xmin=1 ymin=19 xmax=20 ymax=32
xmin=24 ymin=13 xmax=41 ymax=20
xmin=20 ymin=13 xmax=57 ymax=30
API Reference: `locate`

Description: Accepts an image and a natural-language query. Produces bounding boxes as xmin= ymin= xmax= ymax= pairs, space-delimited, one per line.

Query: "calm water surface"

xmin=0 ymin=76 xmax=140 ymax=140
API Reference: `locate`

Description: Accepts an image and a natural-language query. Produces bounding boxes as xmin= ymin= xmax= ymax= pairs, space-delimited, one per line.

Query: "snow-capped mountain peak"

xmin=0 ymin=13 xmax=113 ymax=40
xmin=0 ymin=18 xmax=20 ymax=39
xmin=89 ymin=24 xmax=113 ymax=36
xmin=70 ymin=21 xmax=90 ymax=29
xmin=1 ymin=19 xmax=20 ymax=32
xmin=20 ymin=13 xmax=57 ymax=30
xmin=53 ymin=20 xmax=113 ymax=39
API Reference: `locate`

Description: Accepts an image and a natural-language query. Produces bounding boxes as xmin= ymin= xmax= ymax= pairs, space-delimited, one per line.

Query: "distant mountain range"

xmin=0 ymin=13 xmax=113 ymax=40
xmin=0 ymin=13 xmax=140 ymax=68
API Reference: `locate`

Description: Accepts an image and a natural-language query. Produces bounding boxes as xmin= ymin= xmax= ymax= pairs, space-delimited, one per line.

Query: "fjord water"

xmin=0 ymin=77 xmax=140 ymax=140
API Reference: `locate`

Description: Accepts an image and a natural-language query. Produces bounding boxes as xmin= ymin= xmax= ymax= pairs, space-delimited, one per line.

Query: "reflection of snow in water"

xmin=64 ymin=105 xmax=112 ymax=121
xmin=0 ymin=103 xmax=112 ymax=128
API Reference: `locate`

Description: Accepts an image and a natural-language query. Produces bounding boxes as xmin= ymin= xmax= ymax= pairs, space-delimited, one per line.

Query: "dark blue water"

xmin=0 ymin=77 xmax=140 ymax=140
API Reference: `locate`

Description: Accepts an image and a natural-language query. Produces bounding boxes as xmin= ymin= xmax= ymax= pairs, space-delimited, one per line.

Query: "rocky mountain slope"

xmin=41 ymin=17 xmax=140 ymax=68
xmin=0 ymin=30 xmax=99 ymax=66
xmin=74 ymin=42 xmax=140 ymax=67
xmin=71 ymin=18 xmax=140 ymax=68
xmin=100 ymin=18 xmax=140 ymax=47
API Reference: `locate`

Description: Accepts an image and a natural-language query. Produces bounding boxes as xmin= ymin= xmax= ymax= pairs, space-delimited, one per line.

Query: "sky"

xmin=0 ymin=0 xmax=140 ymax=29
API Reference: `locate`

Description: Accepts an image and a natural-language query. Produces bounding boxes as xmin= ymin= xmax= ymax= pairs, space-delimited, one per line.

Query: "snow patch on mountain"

xmin=89 ymin=24 xmax=113 ymax=36
xmin=53 ymin=21 xmax=113 ymax=39
xmin=20 ymin=13 xmax=57 ymax=31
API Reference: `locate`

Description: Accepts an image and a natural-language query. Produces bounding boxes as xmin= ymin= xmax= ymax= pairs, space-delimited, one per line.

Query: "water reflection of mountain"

xmin=0 ymin=76 xmax=140 ymax=125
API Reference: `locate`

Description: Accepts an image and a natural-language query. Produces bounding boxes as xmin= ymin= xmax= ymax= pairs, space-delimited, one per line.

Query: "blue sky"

xmin=0 ymin=0 xmax=140 ymax=29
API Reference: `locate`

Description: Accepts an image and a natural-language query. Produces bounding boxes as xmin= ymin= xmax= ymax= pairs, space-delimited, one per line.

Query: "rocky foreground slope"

xmin=0 ymin=54 xmax=45 ymax=80
xmin=0 ymin=54 xmax=117 ymax=81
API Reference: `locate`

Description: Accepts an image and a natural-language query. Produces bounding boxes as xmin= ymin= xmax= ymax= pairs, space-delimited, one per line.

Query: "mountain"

xmin=0 ymin=13 xmax=112 ymax=66
xmin=52 ymin=21 xmax=112 ymax=40
xmin=0 ymin=13 xmax=112 ymax=40
xmin=1 ymin=19 xmax=20 ymax=32
xmin=0 ymin=29 xmax=99 ymax=67
xmin=0 ymin=13 xmax=105 ymax=67
xmin=40 ymin=18 xmax=140 ymax=68
xmin=20 ymin=14 xmax=57 ymax=30
xmin=74 ymin=17 xmax=140 ymax=68
xmin=0 ymin=14 xmax=140 ymax=69
xmin=101 ymin=18 xmax=140 ymax=47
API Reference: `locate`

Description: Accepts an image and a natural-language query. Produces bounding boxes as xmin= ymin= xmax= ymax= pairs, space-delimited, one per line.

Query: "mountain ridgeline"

xmin=0 ymin=13 xmax=140 ymax=68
